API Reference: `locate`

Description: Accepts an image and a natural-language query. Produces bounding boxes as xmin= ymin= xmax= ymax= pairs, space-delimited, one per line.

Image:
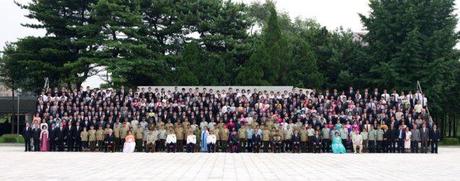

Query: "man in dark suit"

xmin=312 ymin=131 xmax=322 ymax=153
xmin=32 ymin=126 xmax=41 ymax=152
xmin=291 ymin=129 xmax=301 ymax=153
xmin=397 ymin=126 xmax=406 ymax=153
xmin=67 ymin=122 xmax=74 ymax=151
xmin=420 ymin=123 xmax=430 ymax=153
xmin=22 ymin=122 xmax=33 ymax=152
xmin=74 ymin=122 xmax=83 ymax=152
xmin=56 ymin=125 xmax=66 ymax=151
xmin=104 ymin=130 xmax=115 ymax=152
xmin=49 ymin=123 xmax=57 ymax=151
xmin=388 ymin=127 xmax=398 ymax=153
xmin=430 ymin=124 xmax=440 ymax=154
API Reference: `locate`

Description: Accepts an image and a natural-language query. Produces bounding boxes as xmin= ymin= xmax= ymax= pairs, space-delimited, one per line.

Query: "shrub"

xmin=0 ymin=134 xmax=25 ymax=143
xmin=440 ymin=138 xmax=459 ymax=145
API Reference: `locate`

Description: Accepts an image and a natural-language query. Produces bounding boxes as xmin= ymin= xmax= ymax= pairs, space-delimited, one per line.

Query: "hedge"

xmin=0 ymin=134 xmax=25 ymax=143
xmin=440 ymin=138 xmax=459 ymax=145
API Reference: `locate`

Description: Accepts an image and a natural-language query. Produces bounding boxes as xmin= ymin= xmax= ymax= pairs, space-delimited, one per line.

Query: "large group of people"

xmin=22 ymin=86 xmax=441 ymax=154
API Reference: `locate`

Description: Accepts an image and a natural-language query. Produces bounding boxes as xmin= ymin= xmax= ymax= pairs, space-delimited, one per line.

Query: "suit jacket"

xmin=291 ymin=134 xmax=301 ymax=144
xmin=32 ymin=128 xmax=41 ymax=141
xmin=311 ymin=135 xmax=321 ymax=144
xmin=56 ymin=128 xmax=67 ymax=143
xmin=411 ymin=129 xmax=421 ymax=141
xmin=23 ymin=127 xmax=32 ymax=140
xmin=430 ymin=129 xmax=441 ymax=142
xmin=73 ymin=126 xmax=83 ymax=142
xmin=420 ymin=128 xmax=430 ymax=141
xmin=104 ymin=135 xmax=115 ymax=144
xmin=48 ymin=128 xmax=56 ymax=142
xmin=66 ymin=127 xmax=74 ymax=141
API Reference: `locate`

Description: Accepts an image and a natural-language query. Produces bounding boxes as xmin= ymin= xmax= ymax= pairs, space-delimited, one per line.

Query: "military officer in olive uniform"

xmin=96 ymin=125 xmax=105 ymax=152
xmin=88 ymin=125 xmax=97 ymax=151
xmin=135 ymin=124 xmax=144 ymax=152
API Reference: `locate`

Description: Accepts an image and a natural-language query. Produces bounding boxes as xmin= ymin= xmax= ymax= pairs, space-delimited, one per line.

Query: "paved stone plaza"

xmin=0 ymin=146 xmax=459 ymax=181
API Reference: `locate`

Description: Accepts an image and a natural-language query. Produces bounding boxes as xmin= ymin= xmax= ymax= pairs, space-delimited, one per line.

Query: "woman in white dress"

xmin=404 ymin=127 xmax=412 ymax=153
xmin=123 ymin=130 xmax=136 ymax=153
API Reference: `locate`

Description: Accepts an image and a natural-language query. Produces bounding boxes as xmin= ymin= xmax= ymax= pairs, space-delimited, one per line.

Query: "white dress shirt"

xmin=186 ymin=135 xmax=196 ymax=144
xmin=166 ymin=134 xmax=177 ymax=144
xmin=207 ymin=134 xmax=217 ymax=144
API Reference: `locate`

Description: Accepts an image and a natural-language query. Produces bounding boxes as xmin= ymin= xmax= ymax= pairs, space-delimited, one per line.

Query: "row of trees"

xmin=0 ymin=0 xmax=459 ymax=114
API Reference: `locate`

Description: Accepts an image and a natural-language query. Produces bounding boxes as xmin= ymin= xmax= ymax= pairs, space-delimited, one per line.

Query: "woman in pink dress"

xmin=40 ymin=124 xmax=49 ymax=152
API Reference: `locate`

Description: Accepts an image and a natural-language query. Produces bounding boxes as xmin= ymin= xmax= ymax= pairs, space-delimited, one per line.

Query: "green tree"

xmin=360 ymin=0 xmax=460 ymax=112
xmin=17 ymin=0 xmax=101 ymax=88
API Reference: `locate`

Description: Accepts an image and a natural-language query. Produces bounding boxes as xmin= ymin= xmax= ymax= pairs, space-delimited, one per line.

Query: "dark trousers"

xmin=25 ymin=139 xmax=32 ymax=152
xmin=49 ymin=139 xmax=56 ymax=151
xmin=207 ymin=143 xmax=215 ymax=153
xmin=167 ymin=143 xmax=176 ymax=153
xmin=239 ymin=139 xmax=247 ymax=152
xmin=300 ymin=141 xmax=307 ymax=153
xmin=362 ymin=140 xmax=368 ymax=153
xmin=146 ymin=143 xmax=155 ymax=152
xmin=120 ymin=138 xmax=125 ymax=152
xmin=156 ymin=139 xmax=165 ymax=152
xmin=221 ymin=141 xmax=228 ymax=152
xmin=284 ymin=140 xmax=292 ymax=152
xmin=308 ymin=137 xmax=314 ymax=152
xmin=322 ymin=139 xmax=329 ymax=153
xmin=292 ymin=142 xmax=300 ymax=153
xmin=389 ymin=140 xmax=396 ymax=153
xmin=216 ymin=140 xmax=221 ymax=152
xmin=247 ymin=139 xmax=253 ymax=152
xmin=97 ymin=140 xmax=104 ymax=151
xmin=176 ymin=140 xmax=184 ymax=152
xmin=105 ymin=143 xmax=114 ymax=152
xmin=411 ymin=141 xmax=419 ymax=153
xmin=263 ymin=141 xmax=270 ymax=152
xmin=313 ymin=142 xmax=321 ymax=153
xmin=431 ymin=141 xmax=438 ymax=153
xmin=114 ymin=137 xmax=120 ymax=151
xmin=342 ymin=139 xmax=348 ymax=151
xmin=33 ymin=139 xmax=40 ymax=151
xmin=75 ymin=140 xmax=82 ymax=152
xmin=376 ymin=140 xmax=383 ymax=153
xmin=273 ymin=142 xmax=282 ymax=153
xmin=187 ymin=143 xmax=195 ymax=153
xmin=383 ymin=140 xmax=389 ymax=153
xmin=136 ymin=139 xmax=143 ymax=152
xmin=89 ymin=141 xmax=96 ymax=151
xmin=368 ymin=140 xmax=376 ymax=153
xmin=230 ymin=143 xmax=239 ymax=153
xmin=398 ymin=139 xmax=405 ymax=153
xmin=421 ymin=140 xmax=429 ymax=153
xmin=81 ymin=141 xmax=88 ymax=151
xmin=253 ymin=141 xmax=261 ymax=153
xmin=67 ymin=140 xmax=74 ymax=151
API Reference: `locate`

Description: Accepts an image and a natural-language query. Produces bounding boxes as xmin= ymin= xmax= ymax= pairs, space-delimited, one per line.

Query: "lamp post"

xmin=16 ymin=88 xmax=21 ymax=135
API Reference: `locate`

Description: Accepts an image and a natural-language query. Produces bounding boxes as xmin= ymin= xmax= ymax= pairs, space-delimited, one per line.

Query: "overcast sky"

xmin=1 ymin=0 xmax=459 ymax=87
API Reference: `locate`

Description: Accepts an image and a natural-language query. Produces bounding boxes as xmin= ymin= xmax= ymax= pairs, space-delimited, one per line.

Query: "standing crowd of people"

xmin=22 ymin=86 xmax=441 ymax=154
